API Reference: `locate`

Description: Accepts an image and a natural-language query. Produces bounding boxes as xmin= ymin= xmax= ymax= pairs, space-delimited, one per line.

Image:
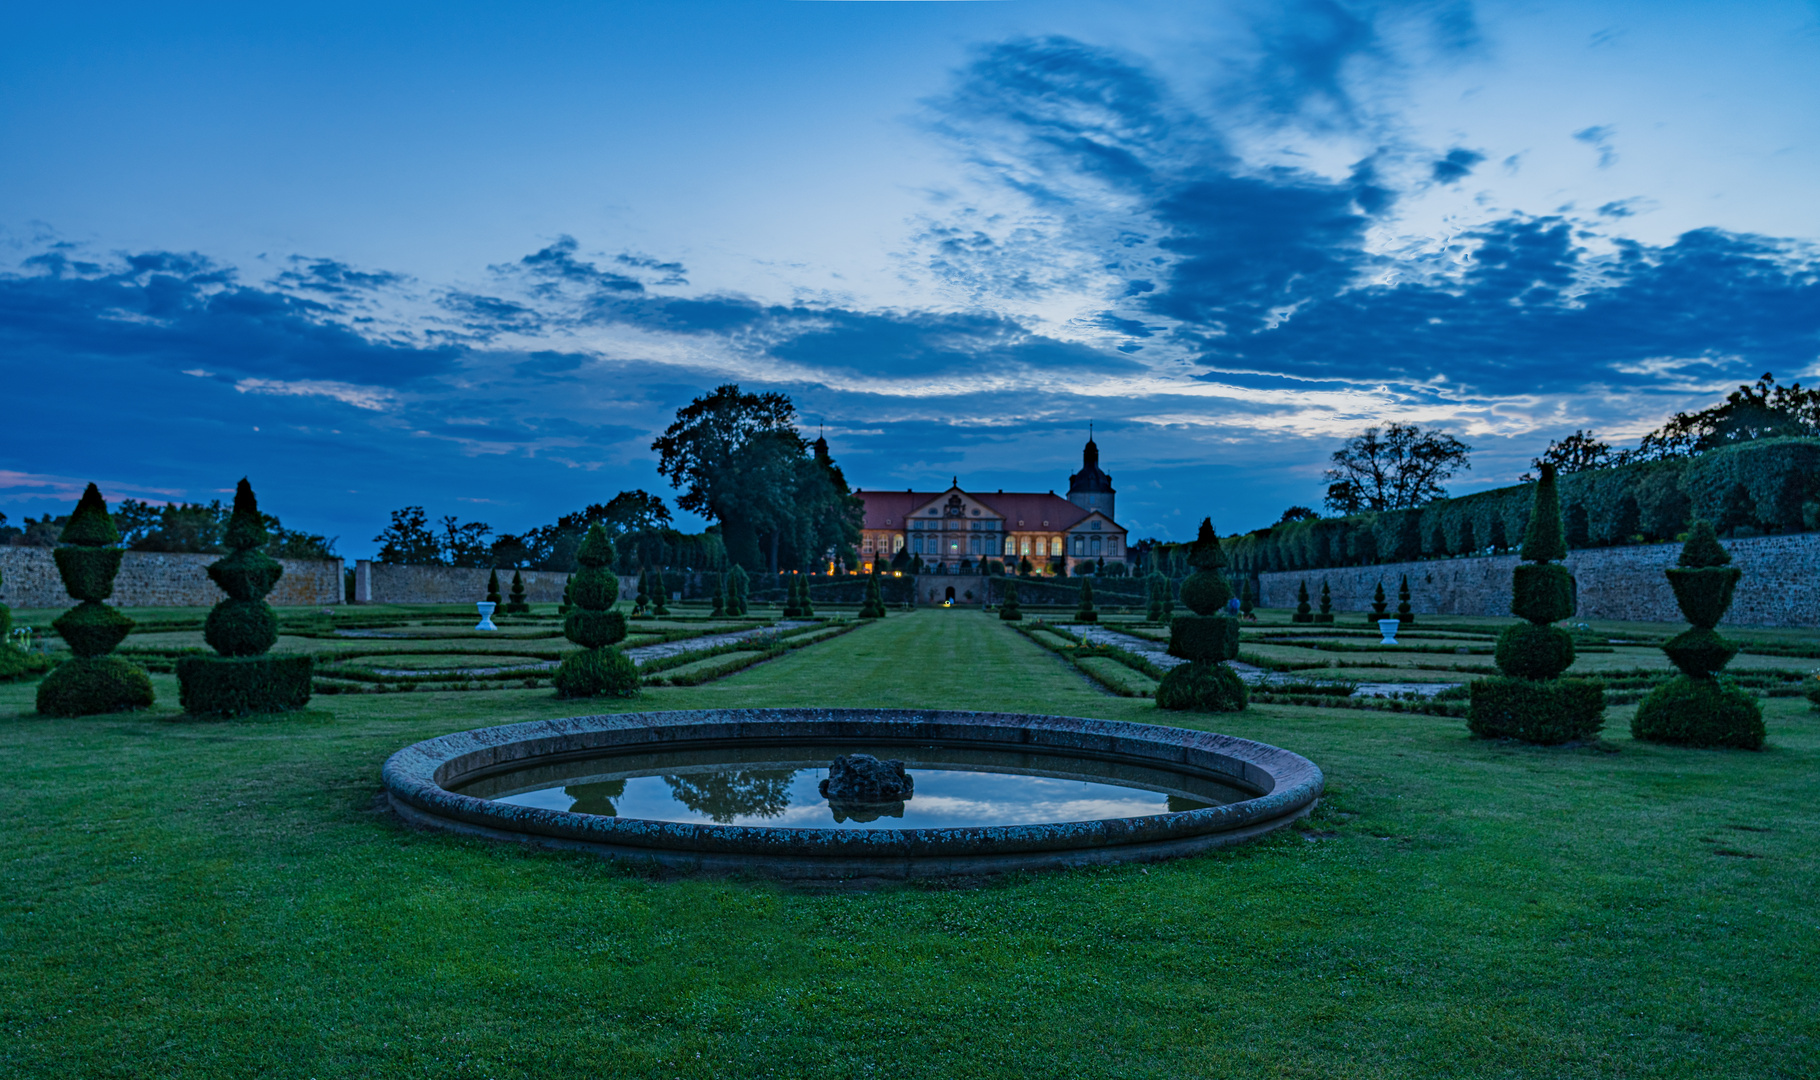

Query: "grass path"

xmin=1 ymin=610 xmax=1816 ymax=1078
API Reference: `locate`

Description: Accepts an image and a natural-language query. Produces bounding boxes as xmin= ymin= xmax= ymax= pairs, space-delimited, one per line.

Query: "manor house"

xmin=854 ymin=436 xmax=1128 ymax=574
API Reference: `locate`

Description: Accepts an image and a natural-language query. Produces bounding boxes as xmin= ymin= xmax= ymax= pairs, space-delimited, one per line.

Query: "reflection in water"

xmin=465 ymin=744 xmax=1247 ymax=831
xmin=564 ymin=779 xmax=627 ymax=816
xmin=662 ymin=769 xmax=795 ymax=823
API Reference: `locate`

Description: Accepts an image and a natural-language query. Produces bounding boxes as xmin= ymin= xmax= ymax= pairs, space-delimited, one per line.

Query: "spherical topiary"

xmin=1632 ymin=677 xmax=1764 ymax=750
xmin=36 ymin=656 xmax=155 ymax=717
xmin=554 ymin=646 xmax=640 ymax=699
xmin=204 ymin=597 xmax=279 ymax=657
xmin=1510 ymin=563 xmax=1575 ymax=624
xmin=564 ymin=609 xmax=628 ymax=649
xmin=52 ymin=601 xmax=134 ymax=658
xmin=1155 ymin=660 xmax=1248 ymax=713
xmin=1493 ymin=622 xmax=1576 ymax=680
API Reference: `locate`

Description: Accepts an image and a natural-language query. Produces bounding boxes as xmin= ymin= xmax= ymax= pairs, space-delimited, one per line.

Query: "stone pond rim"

xmin=381 ymin=708 xmax=1325 ymax=879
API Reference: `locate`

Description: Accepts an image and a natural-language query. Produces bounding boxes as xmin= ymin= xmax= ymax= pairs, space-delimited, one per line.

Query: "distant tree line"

xmin=372 ymin=490 xmax=728 ymax=574
xmin=0 ymin=499 xmax=337 ymax=559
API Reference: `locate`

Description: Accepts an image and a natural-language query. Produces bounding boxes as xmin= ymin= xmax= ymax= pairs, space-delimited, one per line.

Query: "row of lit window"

xmin=859 ymin=534 xmax=1122 ymax=558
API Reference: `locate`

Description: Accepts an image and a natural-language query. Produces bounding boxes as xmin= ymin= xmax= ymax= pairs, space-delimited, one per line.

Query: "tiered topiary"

xmin=175 ymin=479 xmax=313 ymax=718
xmin=782 ymin=575 xmax=803 ymax=617
xmin=1396 ymin=574 xmax=1417 ymax=626
xmin=1146 ymin=573 xmax=1166 ymax=622
xmin=858 ymin=565 xmax=887 ymax=619
xmin=486 ymin=569 xmax=503 ymax=608
xmin=633 ymin=568 xmax=651 ymax=615
xmin=1366 ymin=581 xmax=1389 ymax=625
xmin=710 ymin=574 xmax=726 ymax=616
xmin=1467 ymin=464 xmax=1605 ymax=744
xmin=1316 ymin=580 xmax=1334 ymax=624
xmin=557 ymin=577 xmax=573 ymax=615
xmin=1018 ymin=556 xmax=1033 ymax=577
xmin=505 ymin=570 xmax=530 ymax=614
xmin=1155 ymin=518 xmax=1247 ymax=713
xmin=727 ymin=565 xmax=750 ymax=616
xmin=1292 ymin=581 xmax=1314 ymax=623
xmin=553 ymin=525 xmax=639 ymax=699
xmin=36 ymin=484 xmax=155 ymax=716
xmin=1075 ymin=579 xmax=1098 ymax=623
xmin=1240 ymin=579 xmax=1256 ymax=619
xmin=651 ymin=570 xmax=670 ymax=617
xmin=999 ymin=579 xmax=1022 ymax=621
xmin=797 ymin=576 xmax=815 ymax=618
xmin=1631 ymin=520 xmax=1765 ymax=749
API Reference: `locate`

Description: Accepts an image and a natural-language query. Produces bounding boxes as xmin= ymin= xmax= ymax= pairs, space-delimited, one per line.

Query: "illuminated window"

xmin=894 ymin=535 xmax=904 ymax=553
xmin=1004 ymin=537 xmax=1015 ymax=556
xmin=1050 ymin=538 xmax=1062 ymax=556
xmin=862 ymin=538 xmax=873 ymax=553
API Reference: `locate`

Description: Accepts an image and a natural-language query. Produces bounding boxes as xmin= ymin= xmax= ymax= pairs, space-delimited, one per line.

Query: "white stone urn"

xmin=475 ymin=601 xmax=498 ymax=631
xmin=1377 ymin=618 xmax=1400 ymax=645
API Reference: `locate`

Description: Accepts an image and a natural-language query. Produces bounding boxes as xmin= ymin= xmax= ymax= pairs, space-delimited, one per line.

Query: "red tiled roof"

xmin=974 ymin=492 xmax=1092 ymax=531
xmin=855 ymin=489 xmax=1109 ymax=532
xmin=854 ymin=490 xmax=928 ymax=530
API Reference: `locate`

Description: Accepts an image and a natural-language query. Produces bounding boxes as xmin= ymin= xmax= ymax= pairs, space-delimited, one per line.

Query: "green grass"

xmin=2 ymin=608 xmax=1817 ymax=1077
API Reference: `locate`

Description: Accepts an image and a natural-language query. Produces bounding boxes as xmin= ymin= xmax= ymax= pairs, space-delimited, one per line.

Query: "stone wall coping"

xmin=382 ymin=708 xmax=1323 ymax=876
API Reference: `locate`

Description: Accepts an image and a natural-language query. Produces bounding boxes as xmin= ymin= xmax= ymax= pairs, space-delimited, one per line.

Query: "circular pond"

xmin=382 ymin=708 xmax=1323 ymax=879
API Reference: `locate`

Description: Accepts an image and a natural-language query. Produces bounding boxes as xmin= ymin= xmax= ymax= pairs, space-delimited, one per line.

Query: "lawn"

xmin=2 ymin=607 xmax=1816 ymax=1078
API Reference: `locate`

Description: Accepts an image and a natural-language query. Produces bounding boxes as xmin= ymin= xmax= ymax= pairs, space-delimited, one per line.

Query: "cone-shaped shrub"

xmin=1396 ymin=574 xmax=1417 ymax=625
xmin=505 ymin=570 xmax=530 ymax=614
xmin=1315 ymin=580 xmax=1333 ymax=623
xmin=633 ymin=568 xmax=651 ymax=615
xmin=1157 ymin=518 xmax=1246 ymax=713
xmin=1146 ymin=573 xmax=1165 ymax=621
xmin=1292 ymin=580 xmax=1313 ymax=623
xmin=782 ymin=575 xmax=802 ymax=617
xmin=1075 ymin=579 xmax=1098 ymax=623
xmin=999 ymin=579 xmax=1022 ymax=621
xmin=1242 ymin=579 xmax=1257 ymax=618
xmin=177 ymin=479 xmax=311 ymax=717
xmin=1633 ymin=520 xmax=1763 ymax=748
xmin=711 ymin=574 xmax=726 ymax=617
xmin=1366 ymin=581 xmax=1389 ymax=624
xmin=555 ymin=525 xmax=637 ymax=698
xmin=728 ymin=565 xmax=750 ymax=617
xmin=858 ymin=564 xmax=887 ymax=618
xmin=1469 ymin=464 xmax=1604 ymax=744
xmin=798 ymin=576 xmax=815 ymax=618
xmin=557 ymin=577 xmax=572 ymax=615
xmin=37 ymin=483 xmax=154 ymax=717
xmin=485 ymin=569 xmax=502 ymax=606
xmin=651 ymin=570 xmax=669 ymax=617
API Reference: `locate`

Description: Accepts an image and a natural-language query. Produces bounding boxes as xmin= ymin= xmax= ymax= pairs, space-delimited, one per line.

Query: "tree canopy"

xmin=1322 ymin=423 xmax=1472 ymax=514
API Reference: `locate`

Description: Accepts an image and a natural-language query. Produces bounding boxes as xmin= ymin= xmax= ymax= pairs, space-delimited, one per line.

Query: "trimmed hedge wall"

xmin=1226 ymin=438 xmax=1820 ymax=574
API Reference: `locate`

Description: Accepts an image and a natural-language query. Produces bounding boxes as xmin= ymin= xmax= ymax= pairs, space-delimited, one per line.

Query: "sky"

xmin=3 ymin=0 xmax=1817 ymax=557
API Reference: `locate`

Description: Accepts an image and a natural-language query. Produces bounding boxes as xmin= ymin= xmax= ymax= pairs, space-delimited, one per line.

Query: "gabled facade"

xmin=853 ymin=437 xmax=1129 ymax=574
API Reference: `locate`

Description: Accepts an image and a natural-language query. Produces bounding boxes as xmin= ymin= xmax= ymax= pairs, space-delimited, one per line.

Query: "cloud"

xmin=1573 ymin=124 xmax=1618 ymax=168
xmin=233 ymin=378 xmax=399 ymax=411
xmin=1431 ymin=147 xmax=1485 ymax=184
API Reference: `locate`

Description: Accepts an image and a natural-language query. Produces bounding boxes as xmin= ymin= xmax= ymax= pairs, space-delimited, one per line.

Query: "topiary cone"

xmin=486 ymin=569 xmax=502 ymax=606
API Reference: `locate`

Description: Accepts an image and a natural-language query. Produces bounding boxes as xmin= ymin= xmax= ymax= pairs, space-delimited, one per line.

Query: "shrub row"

xmin=1226 ymin=437 xmax=1820 ymax=574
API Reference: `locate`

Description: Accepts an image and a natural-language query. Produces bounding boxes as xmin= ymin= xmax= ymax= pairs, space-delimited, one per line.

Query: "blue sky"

xmin=3 ymin=0 xmax=1817 ymax=556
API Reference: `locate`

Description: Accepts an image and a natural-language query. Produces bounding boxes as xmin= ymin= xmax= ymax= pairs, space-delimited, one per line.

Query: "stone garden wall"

xmin=1257 ymin=532 xmax=1820 ymax=628
xmin=0 ymin=548 xmax=344 ymax=609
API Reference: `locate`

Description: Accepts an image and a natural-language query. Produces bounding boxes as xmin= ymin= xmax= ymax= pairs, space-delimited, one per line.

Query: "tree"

xmin=439 ymin=515 xmax=493 ymax=568
xmin=1635 ymin=372 xmax=1820 ymax=459
xmin=1276 ymin=506 xmax=1319 ymax=524
xmin=1523 ymin=430 xmax=1612 ymax=481
xmin=374 ymin=507 xmax=442 ymax=565
xmin=651 ymin=385 xmax=807 ymax=572
xmin=1322 ymin=424 xmax=1472 ymax=514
